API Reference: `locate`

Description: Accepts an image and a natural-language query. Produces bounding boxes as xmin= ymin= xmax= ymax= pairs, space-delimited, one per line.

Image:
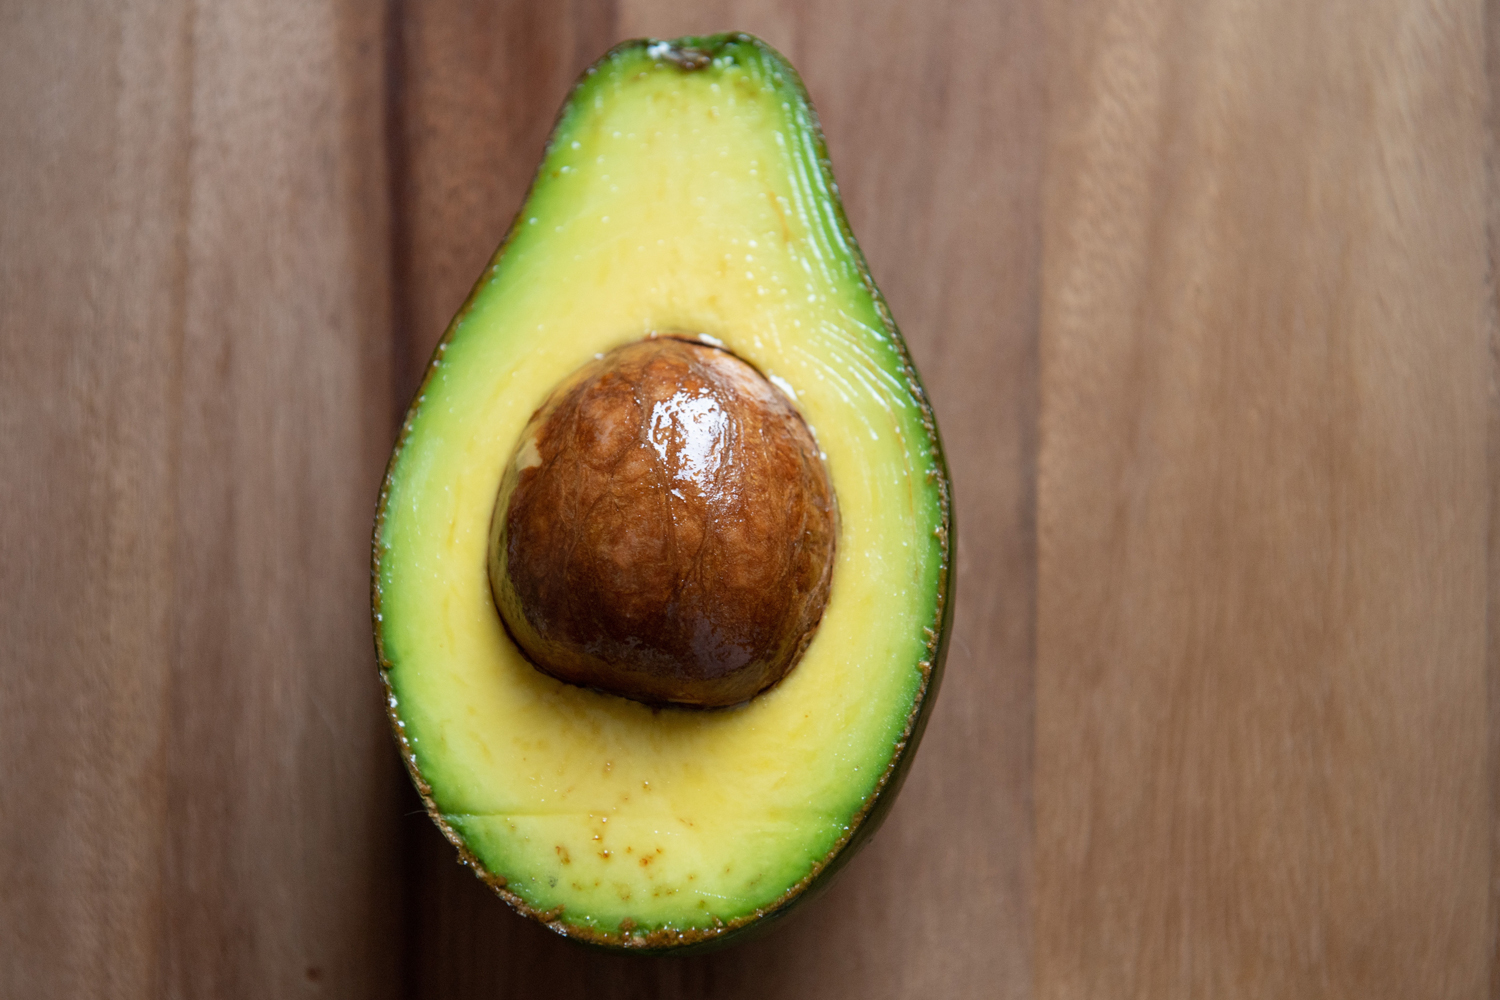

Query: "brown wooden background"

xmin=1 ymin=1 xmax=1493 ymax=997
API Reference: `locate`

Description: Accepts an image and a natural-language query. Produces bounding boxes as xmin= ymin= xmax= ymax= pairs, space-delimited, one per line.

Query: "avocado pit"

xmin=489 ymin=336 xmax=837 ymax=708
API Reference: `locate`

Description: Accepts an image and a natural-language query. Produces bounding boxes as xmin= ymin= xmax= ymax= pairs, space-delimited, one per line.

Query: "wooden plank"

xmin=0 ymin=5 xmax=187 ymax=995
xmin=1036 ymin=1 xmax=1492 ymax=996
xmin=391 ymin=2 xmax=1041 ymax=996
xmin=0 ymin=3 xmax=401 ymax=997
xmin=1487 ymin=1 xmax=1500 ymax=995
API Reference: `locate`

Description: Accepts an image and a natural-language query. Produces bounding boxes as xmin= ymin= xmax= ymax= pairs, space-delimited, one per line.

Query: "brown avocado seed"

xmin=488 ymin=336 xmax=837 ymax=708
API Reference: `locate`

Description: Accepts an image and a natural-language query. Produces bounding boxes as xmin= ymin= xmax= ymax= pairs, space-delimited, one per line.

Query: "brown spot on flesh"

xmin=490 ymin=336 xmax=837 ymax=707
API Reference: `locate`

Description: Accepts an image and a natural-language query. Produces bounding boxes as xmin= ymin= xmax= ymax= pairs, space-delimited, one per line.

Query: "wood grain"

xmin=0 ymin=2 xmax=401 ymax=997
xmin=1036 ymin=1 xmax=1493 ymax=997
xmin=388 ymin=2 xmax=1040 ymax=997
xmin=1489 ymin=4 xmax=1500 ymax=995
xmin=9 ymin=0 xmax=1496 ymax=996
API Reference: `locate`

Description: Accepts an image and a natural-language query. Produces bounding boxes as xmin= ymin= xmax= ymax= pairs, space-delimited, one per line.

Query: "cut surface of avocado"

xmin=373 ymin=34 xmax=953 ymax=950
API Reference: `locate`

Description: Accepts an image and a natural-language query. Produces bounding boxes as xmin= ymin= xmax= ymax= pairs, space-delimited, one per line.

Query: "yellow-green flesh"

xmin=376 ymin=40 xmax=945 ymax=935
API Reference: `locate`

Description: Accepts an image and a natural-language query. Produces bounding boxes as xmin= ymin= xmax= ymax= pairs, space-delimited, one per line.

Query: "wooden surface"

xmin=0 ymin=1 xmax=1491 ymax=997
xmin=0 ymin=3 xmax=401 ymax=998
xmin=1037 ymin=1 xmax=1492 ymax=996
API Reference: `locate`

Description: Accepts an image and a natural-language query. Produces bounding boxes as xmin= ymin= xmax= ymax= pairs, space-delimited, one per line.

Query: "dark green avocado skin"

xmin=377 ymin=31 xmax=956 ymax=955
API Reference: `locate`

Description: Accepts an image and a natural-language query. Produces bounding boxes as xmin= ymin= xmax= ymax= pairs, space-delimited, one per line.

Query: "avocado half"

xmin=373 ymin=34 xmax=954 ymax=952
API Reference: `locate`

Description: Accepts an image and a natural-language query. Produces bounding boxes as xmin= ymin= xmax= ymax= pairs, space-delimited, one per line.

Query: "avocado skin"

xmin=372 ymin=32 xmax=955 ymax=953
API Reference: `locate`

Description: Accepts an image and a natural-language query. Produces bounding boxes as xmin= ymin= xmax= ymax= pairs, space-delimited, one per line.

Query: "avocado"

xmin=373 ymin=34 xmax=953 ymax=951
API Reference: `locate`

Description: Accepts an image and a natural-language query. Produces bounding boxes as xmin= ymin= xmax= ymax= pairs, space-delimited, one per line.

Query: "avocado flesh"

xmin=374 ymin=34 xmax=952 ymax=947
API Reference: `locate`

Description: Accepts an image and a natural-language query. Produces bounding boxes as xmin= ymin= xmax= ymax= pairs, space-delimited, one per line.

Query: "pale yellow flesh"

xmin=377 ymin=47 xmax=944 ymax=934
